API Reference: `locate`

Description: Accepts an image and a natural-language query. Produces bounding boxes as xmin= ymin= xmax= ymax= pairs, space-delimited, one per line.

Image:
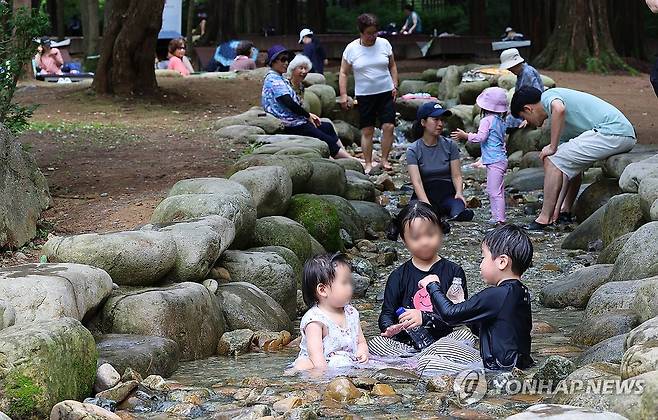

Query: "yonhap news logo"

xmin=453 ymin=369 xmax=487 ymax=405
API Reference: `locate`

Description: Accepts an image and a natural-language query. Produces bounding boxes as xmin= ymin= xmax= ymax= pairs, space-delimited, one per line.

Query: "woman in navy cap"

xmin=261 ymin=44 xmax=353 ymax=159
xmin=407 ymin=102 xmax=474 ymax=224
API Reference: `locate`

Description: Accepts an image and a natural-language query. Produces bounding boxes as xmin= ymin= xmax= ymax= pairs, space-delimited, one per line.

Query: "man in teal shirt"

xmin=511 ymin=87 xmax=636 ymax=231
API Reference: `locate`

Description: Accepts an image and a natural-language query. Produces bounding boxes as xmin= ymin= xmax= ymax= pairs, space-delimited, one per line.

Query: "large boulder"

xmin=505 ymin=167 xmax=545 ymax=192
xmin=626 ymin=316 xmax=658 ymax=349
xmin=573 ymin=310 xmax=638 ymax=347
xmin=437 ymin=65 xmax=461 ymax=100
xmin=0 ymin=126 xmax=52 ymax=249
xmin=638 ymin=176 xmax=658 ymax=220
xmin=307 ymin=159 xmax=347 ymax=196
xmin=306 ymin=84 xmax=337 ymax=116
xmin=213 ymin=109 xmax=283 ymax=134
xmin=618 ymin=154 xmax=658 ymax=193
xmin=550 ymin=362 xmax=622 ymax=411
xmin=217 ymin=282 xmax=292 ymax=333
xmin=251 ymin=216 xmax=313 ymax=262
xmin=631 ymin=275 xmax=658 ymax=323
xmin=608 ymin=222 xmax=658 ymax=282
xmin=445 ymin=105 xmax=475 ymax=132
xmin=96 ymin=334 xmax=180 ymax=378
xmin=507 ymin=128 xmax=550 ymax=155
xmin=539 ymin=264 xmax=614 ymax=309
xmin=251 ymin=135 xmax=330 ymax=158
xmin=611 ymin=370 xmax=658 ymax=420
xmin=421 ymin=68 xmax=440 ymax=82
xmin=0 ymin=263 xmax=112 ymax=324
xmin=0 ymin=299 xmax=15 ymax=330
xmin=573 ymin=178 xmax=623 ymax=223
xmin=334 ymin=158 xmax=365 ymax=174
xmin=320 ymin=195 xmax=366 ymax=241
xmin=576 ymin=334 xmax=626 ymax=366
xmin=219 ymin=250 xmax=297 ymax=318
xmin=141 ymin=216 xmax=235 ymax=282
xmin=398 ymin=79 xmax=428 ymax=96
xmin=562 ymin=204 xmax=606 ymax=250
xmin=349 ymin=201 xmax=391 ymax=232
xmin=50 ymin=401 xmax=120 ymax=420
xmin=285 ymin=194 xmax=343 ymax=252
xmin=0 ymin=318 xmax=96 ymax=419
xmin=215 ymin=125 xmax=266 ymax=142
xmin=457 ymin=80 xmax=491 ymax=105
xmin=149 ymin=178 xmax=256 ymax=248
xmin=100 ymin=282 xmax=225 ymax=361
xmin=597 ymin=232 xmax=632 ymax=264
xmin=601 ymin=193 xmax=645 ymax=247
xmin=332 ymin=120 xmax=361 ymax=147
xmin=621 ymin=341 xmax=658 ymax=380
xmin=247 ymin=245 xmax=302 ymax=287
xmin=228 ymin=154 xmax=313 ymax=194
xmin=395 ymin=98 xmax=436 ymax=121
xmin=43 ymin=231 xmax=176 ymax=286
xmin=505 ymin=404 xmax=627 ymax=420
xmin=344 ymin=169 xmax=376 ymax=202
xmin=302 ymin=90 xmax=322 ymax=116
xmin=303 ymin=73 xmax=326 ymax=86
xmin=229 ymin=166 xmax=293 ymax=217
xmin=497 ymin=73 xmax=516 ymax=90
xmin=603 ymin=148 xmax=658 ymax=178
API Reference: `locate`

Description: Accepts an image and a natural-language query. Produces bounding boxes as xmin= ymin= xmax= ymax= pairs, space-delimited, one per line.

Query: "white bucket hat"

xmin=500 ymin=48 xmax=525 ymax=70
xmin=299 ymin=28 xmax=313 ymax=44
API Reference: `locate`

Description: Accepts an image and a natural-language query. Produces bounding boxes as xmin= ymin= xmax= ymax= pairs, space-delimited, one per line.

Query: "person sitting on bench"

xmin=35 ymin=37 xmax=65 ymax=76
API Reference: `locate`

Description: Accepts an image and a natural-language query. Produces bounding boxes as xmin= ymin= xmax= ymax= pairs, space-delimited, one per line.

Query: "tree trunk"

xmin=103 ymin=0 xmax=113 ymax=34
xmin=608 ymin=0 xmax=646 ymax=60
xmin=469 ymin=0 xmax=486 ymax=36
xmin=510 ymin=0 xmax=555 ymax=59
xmin=80 ymin=0 xmax=100 ymax=57
xmin=93 ymin=0 xmax=165 ymax=95
xmin=534 ymin=0 xmax=629 ymax=72
xmin=203 ymin=0 xmax=236 ymax=44
xmin=186 ymin=0 xmax=195 ymax=45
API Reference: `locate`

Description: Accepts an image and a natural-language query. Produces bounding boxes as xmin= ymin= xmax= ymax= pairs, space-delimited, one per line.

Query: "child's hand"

xmin=418 ymin=274 xmax=440 ymax=289
xmin=381 ymin=323 xmax=404 ymax=337
xmin=356 ymin=348 xmax=370 ymax=363
xmin=399 ymin=308 xmax=423 ymax=329
xmin=447 ymin=286 xmax=465 ymax=304
xmin=450 ymin=129 xmax=468 ymax=141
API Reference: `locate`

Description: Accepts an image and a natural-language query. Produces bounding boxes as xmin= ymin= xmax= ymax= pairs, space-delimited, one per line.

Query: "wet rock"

xmin=251 ymin=216 xmax=313 ymax=263
xmin=229 ymin=166 xmax=293 ymax=217
xmin=352 ymin=273 xmax=372 ymax=298
xmin=121 ymin=368 xmax=142 ymax=383
xmin=533 ymin=356 xmax=575 ymax=390
xmin=214 ymin=109 xmax=283 ymax=134
xmin=286 ymin=194 xmax=343 ymax=252
xmin=374 ymin=173 xmax=395 ymax=192
xmin=101 ymin=282 xmax=224 ymax=361
xmin=458 ymin=80 xmax=491 ymax=105
xmin=96 ymin=334 xmax=180 ymax=378
xmin=50 ymin=400 xmax=121 ymax=420
xmin=504 ymin=403 xmax=627 ymax=419
xmin=608 ymin=222 xmax=658 ymax=282
xmin=539 ymin=264 xmax=614 ymax=309
xmin=573 ymin=178 xmax=622 ymax=223
xmin=576 ymin=334 xmax=626 ymax=366
xmin=350 ymin=257 xmax=376 ymax=279
xmin=217 ymin=329 xmax=255 ymax=356
xmin=562 ymin=204 xmax=606 ymax=250
xmin=248 ymin=245 xmax=302 ymax=287
xmin=0 ymin=126 xmax=51 ymax=249
xmin=141 ymin=216 xmax=236 ymax=282
xmin=349 ymin=201 xmax=392 ymax=232
xmin=323 ymin=377 xmax=363 ymax=403
xmin=229 ymin=155 xmax=313 ymax=195
xmin=96 ymin=380 xmax=139 ymax=404
xmin=372 ymin=368 xmax=419 ymax=383
xmin=142 ymin=375 xmax=168 ymax=391
xmin=0 ymin=263 xmax=112 ymax=324
xmin=601 ymin=193 xmax=645 ymax=247
xmin=94 ymin=363 xmax=121 ymax=393
xmin=219 ymin=250 xmax=296 ymax=318
xmin=216 ymin=125 xmax=266 ymax=141
xmin=550 ymin=362 xmax=621 ymax=411
xmin=618 ymin=154 xmax=658 ymax=193
xmin=597 ymin=232 xmax=632 ymax=264
xmin=371 ymin=383 xmax=396 ymax=396
xmin=0 ymin=318 xmax=97 ymax=419
xmin=531 ymin=321 xmax=558 ymax=334
xmin=217 ymin=282 xmax=292 ymax=333
xmin=320 ymin=195 xmax=366 ymax=242
xmin=273 ymin=396 xmax=303 ymax=413
xmin=505 ymin=168 xmax=545 ymax=192
xmin=345 ymin=170 xmax=376 ymax=202
xmin=307 ymin=159 xmax=347 ymax=197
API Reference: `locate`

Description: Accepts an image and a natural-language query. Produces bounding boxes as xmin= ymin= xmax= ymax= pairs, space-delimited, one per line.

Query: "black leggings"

xmin=284 ymin=122 xmax=341 ymax=157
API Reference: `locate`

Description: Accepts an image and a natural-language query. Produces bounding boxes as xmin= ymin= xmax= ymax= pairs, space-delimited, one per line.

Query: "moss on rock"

xmin=286 ymin=194 xmax=343 ymax=252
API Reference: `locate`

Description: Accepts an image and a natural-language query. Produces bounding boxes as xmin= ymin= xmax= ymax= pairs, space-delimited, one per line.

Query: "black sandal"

xmin=525 ymin=220 xmax=551 ymax=231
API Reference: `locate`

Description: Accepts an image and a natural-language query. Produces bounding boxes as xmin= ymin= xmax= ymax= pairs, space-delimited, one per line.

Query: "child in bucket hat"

xmin=451 ymin=87 xmax=509 ymax=225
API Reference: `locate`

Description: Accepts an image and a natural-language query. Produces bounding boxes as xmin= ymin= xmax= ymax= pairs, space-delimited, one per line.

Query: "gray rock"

xmin=251 ymin=216 xmax=313 ymax=263
xmin=562 ymin=204 xmax=606 ymax=250
xmin=533 ymin=356 xmax=575 ymax=389
xmin=573 ymin=178 xmax=622 ymax=223
xmin=141 ymin=216 xmax=235 ymax=282
xmin=302 ymin=73 xmax=326 ymax=86
xmin=50 ymin=400 xmax=120 ymax=420
xmin=601 ymin=193 xmax=645 ymax=247
xmin=101 ymin=282 xmax=224 ymax=361
xmin=213 ymin=109 xmax=283 ymax=134
xmin=0 ymin=299 xmax=15 ymax=330
xmin=497 ymin=74 xmax=516 ymax=90
xmin=507 ymin=128 xmax=550 ymax=155
xmin=457 ymin=80 xmax=491 ymax=105
xmin=399 ymin=79 xmax=428 ymax=95
xmin=507 ymin=150 xmax=523 ymax=168
xmin=505 ymin=168 xmax=545 ymax=192
xmin=611 ymin=370 xmax=658 ymax=420
xmin=550 ymin=362 xmax=622 ymax=411
xmin=638 ymin=176 xmax=658 ymax=220
xmin=350 ymin=256 xmax=376 ymax=279
xmin=618 ymin=154 xmax=658 ymax=192
xmin=608 ymin=222 xmax=658 ymax=282
xmin=229 ymin=166 xmax=293 ymax=217
xmin=539 ymin=264 xmax=614 ymax=309
xmin=229 ymin=154 xmax=314 ymax=194
xmin=217 ymin=282 xmax=292 ymax=333
xmin=505 ymin=403 xmax=627 ymax=420
xmin=621 ymin=341 xmax=658 ymax=380
xmin=464 ymin=140 xmax=481 ymax=159
xmin=274 ymin=146 xmax=323 ymax=160
xmin=309 ymin=235 xmax=326 ymax=256
xmin=349 ymin=201 xmax=391 ymax=232
xmin=94 ymin=363 xmax=120 ymax=393
xmin=352 ymin=273 xmax=372 ymax=298
xmin=395 ymin=98 xmax=436 ymax=121
xmin=574 ymin=310 xmax=639 ymax=346
xmin=445 ymin=105 xmax=475 ymax=132
xmin=344 ymin=169 xmax=376 ymax=202
xmin=303 ymin=90 xmax=322 ymax=116
xmin=626 ymin=316 xmax=658 ymax=349
xmin=0 ymin=318 xmax=97 ymax=419
xmin=248 ymin=245 xmax=302 ymax=287
xmin=217 ymin=329 xmax=254 ymax=356
xmin=631 ymin=275 xmax=658 ymax=323
xmin=95 ymin=380 xmax=139 ymax=405
xmin=421 ymin=68 xmax=440 ymax=82
xmin=307 ymin=159 xmax=347 ymax=196
xmin=251 ymin=135 xmax=330 ymax=158
xmin=519 ymin=151 xmax=543 ymax=169
xmin=216 ymin=125 xmax=266 ymax=141
xmin=334 ymin=158 xmax=364 ymax=174
xmin=96 ymin=334 xmax=180 ymax=378
xmin=43 ymin=231 xmax=176 ymax=287
xmin=219 ymin=250 xmax=297 ymax=319
xmin=603 ymin=148 xmax=658 ymax=178
xmin=576 ymin=334 xmax=626 ymax=366
xmin=332 ymin=120 xmax=361 ymax=147
xmin=0 ymin=263 xmax=113 ymax=323
xmin=0 ymin=126 xmax=52 ymax=249
xmin=305 ymin=84 xmax=336 ymax=116
xmin=597 ymin=232 xmax=632 ymax=264
xmin=437 ymin=65 xmax=461 ymax=100
xmin=320 ymin=195 xmax=366 ymax=242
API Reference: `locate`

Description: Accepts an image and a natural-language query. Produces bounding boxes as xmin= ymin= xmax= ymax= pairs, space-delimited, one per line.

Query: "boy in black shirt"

xmin=419 ymin=224 xmax=534 ymax=370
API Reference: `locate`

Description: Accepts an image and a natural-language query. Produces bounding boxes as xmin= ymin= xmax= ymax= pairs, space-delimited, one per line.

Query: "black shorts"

xmin=356 ymin=90 xmax=396 ymax=129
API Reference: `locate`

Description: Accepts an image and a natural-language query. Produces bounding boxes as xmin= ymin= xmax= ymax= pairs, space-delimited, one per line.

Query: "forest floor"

xmin=7 ymin=61 xmax=657 ymax=265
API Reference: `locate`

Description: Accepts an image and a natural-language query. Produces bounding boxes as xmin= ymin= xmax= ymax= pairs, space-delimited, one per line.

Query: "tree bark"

xmin=103 ymin=0 xmax=113 ymax=34
xmin=81 ymin=0 xmax=100 ymax=57
xmin=186 ymin=0 xmax=195 ymax=45
xmin=93 ymin=0 xmax=165 ymax=95
xmin=534 ymin=0 xmax=629 ymax=72
xmin=469 ymin=0 xmax=486 ymax=36
xmin=510 ymin=0 xmax=555 ymax=59
xmin=607 ymin=0 xmax=646 ymax=60
xmin=203 ymin=0 xmax=236 ymax=44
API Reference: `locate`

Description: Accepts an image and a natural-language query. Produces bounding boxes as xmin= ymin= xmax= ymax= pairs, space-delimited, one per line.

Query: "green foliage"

xmin=0 ymin=4 xmax=48 ymax=133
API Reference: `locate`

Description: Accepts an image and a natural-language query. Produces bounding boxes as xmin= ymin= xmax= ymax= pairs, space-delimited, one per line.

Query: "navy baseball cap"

xmin=416 ymin=102 xmax=452 ymax=121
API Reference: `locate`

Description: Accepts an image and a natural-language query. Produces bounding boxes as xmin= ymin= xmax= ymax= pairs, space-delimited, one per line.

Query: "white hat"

xmin=299 ymin=28 xmax=313 ymax=44
xmin=500 ymin=48 xmax=525 ymax=70
xmin=505 ymin=27 xmax=513 ymax=33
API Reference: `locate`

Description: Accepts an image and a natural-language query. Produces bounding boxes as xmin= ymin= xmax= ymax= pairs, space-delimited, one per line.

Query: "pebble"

xmin=541 ymin=263 xmax=562 ymax=272
xmin=272 ymin=396 xmax=303 ymax=413
xmin=100 ymin=192 xmax=109 ymax=197
xmin=95 ymin=380 xmax=139 ymax=403
xmin=323 ymin=377 xmax=363 ymax=403
xmin=94 ymin=363 xmax=121 ymax=393
xmin=141 ymin=375 xmax=168 ymax=391
xmin=531 ymin=321 xmax=558 ymax=335
xmin=121 ymin=368 xmax=142 ymax=383
xmin=371 ymin=383 xmax=396 ymax=396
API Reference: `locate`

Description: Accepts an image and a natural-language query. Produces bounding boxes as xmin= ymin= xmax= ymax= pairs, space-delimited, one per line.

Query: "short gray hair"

xmin=286 ymin=54 xmax=312 ymax=77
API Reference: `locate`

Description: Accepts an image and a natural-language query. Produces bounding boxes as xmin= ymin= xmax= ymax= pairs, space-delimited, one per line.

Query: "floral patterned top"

xmin=296 ymin=304 xmax=361 ymax=367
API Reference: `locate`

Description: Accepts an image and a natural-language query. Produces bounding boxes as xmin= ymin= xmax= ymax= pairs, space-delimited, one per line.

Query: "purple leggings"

xmin=486 ymin=160 xmax=508 ymax=222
